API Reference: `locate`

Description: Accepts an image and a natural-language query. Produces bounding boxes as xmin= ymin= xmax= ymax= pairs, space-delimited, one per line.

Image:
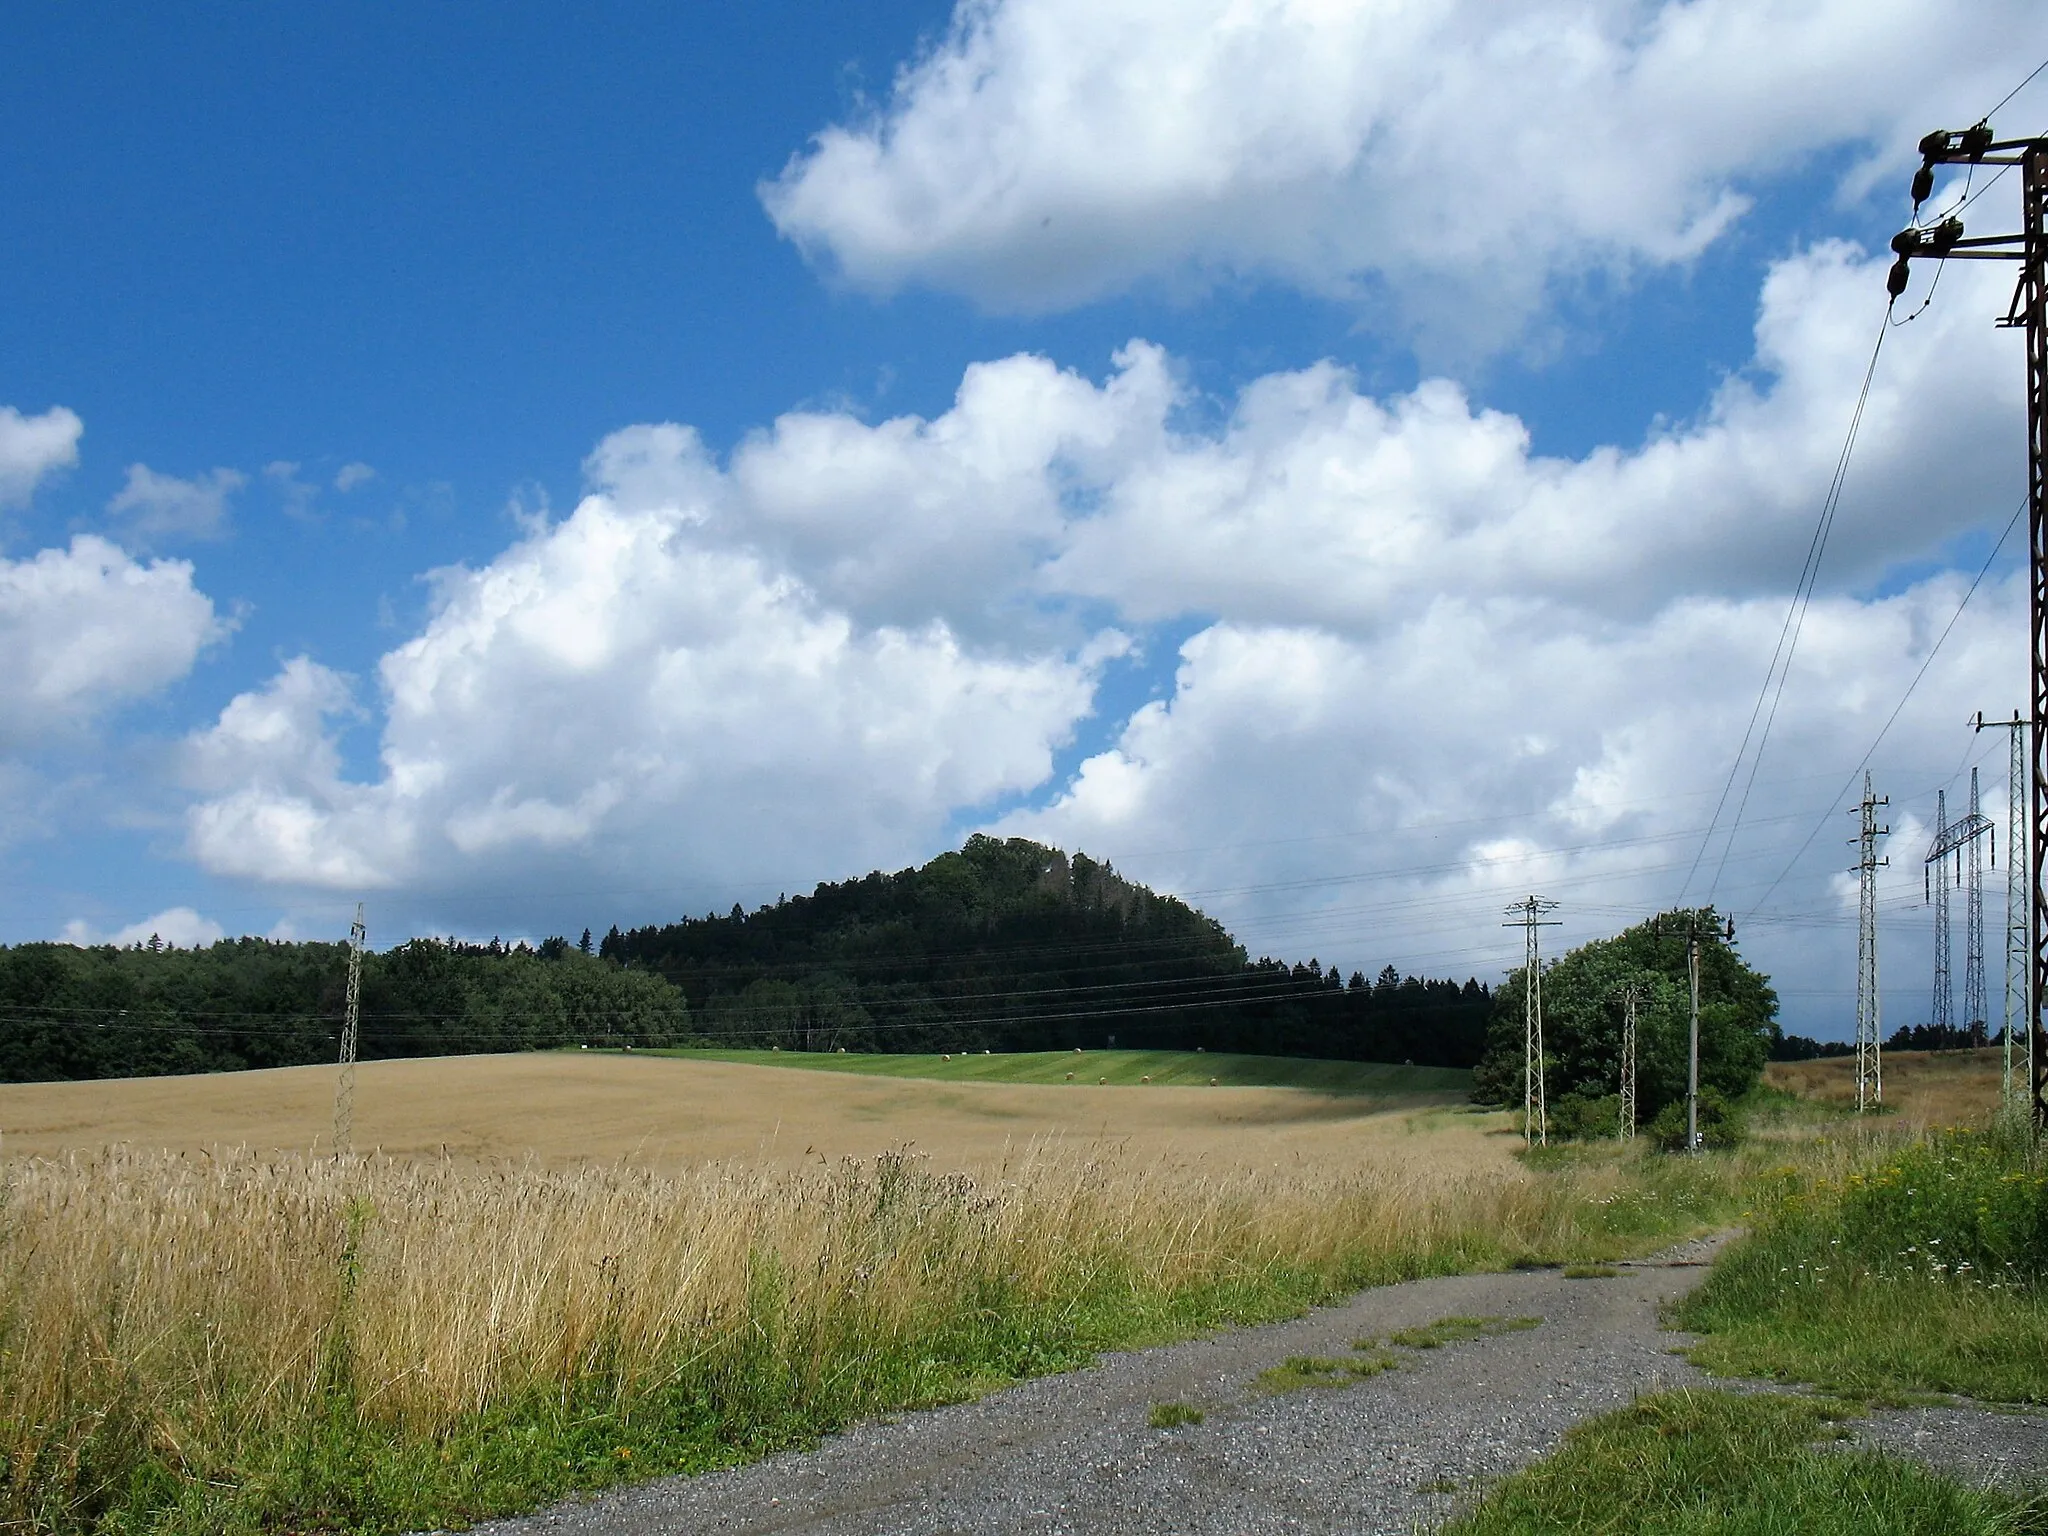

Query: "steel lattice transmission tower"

xmin=1983 ymin=711 xmax=2035 ymax=1108
xmin=1616 ymin=984 xmax=1642 ymax=1142
xmin=1891 ymin=124 xmax=2048 ymax=1127
xmin=1503 ymin=896 xmax=1561 ymax=1147
xmin=1927 ymin=784 xmax=1992 ymax=1045
xmin=1852 ymin=773 xmax=1889 ymax=1112
xmin=1928 ymin=788 xmax=1955 ymax=1040
xmin=334 ymin=902 xmax=365 ymax=1156
xmin=1967 ymin=766 xmax=1993 ymax=1047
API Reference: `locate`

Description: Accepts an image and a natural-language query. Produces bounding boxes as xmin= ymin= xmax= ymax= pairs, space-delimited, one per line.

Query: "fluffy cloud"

xmin=994 ymin=576 xmax=2021 ymax=1007
xmin=1046 ymin=246 xmax=2020 ymax=627
xmin=0 ymin=536 xmax=227 ymax=747
xmin=0 ymin=404 xmax=83 ymax=509
xmin=722 ymin=344 xmax=1174 ymax=634
xmin=183 ymin=480 xmax=1104 ymax=895
xmin=107 ymin=463 xmax=246 ymax=544
xmin=59 ymin=906 xmax=226 ymax=950
xmin=179 ymin=241 xmax=2021 ymax=1029
xmin=765 ymin=0 xmax=2028 ymax=338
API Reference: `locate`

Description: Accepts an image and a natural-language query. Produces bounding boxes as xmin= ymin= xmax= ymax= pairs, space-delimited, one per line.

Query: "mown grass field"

xmin=659 ymin=1046 xmax=1470 ymax=1094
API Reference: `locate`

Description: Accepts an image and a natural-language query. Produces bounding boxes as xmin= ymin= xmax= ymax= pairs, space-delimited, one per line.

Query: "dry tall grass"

xmin=1 ymin=1137 xmax=1654 ymax=1531
xmin=1765 ymin=1048 xmax=2004 ymax=1128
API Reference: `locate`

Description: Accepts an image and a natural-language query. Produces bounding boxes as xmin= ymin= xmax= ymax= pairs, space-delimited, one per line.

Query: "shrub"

xmin=1548 ymin=1092 xmax=1622 ymax=1141
xmin=1647 ymin=1087 xmax=1743 ymax=1151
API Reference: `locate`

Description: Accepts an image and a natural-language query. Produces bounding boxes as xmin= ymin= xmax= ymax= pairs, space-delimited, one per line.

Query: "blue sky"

xmin=3 ymin=1 xmax=2045 ymax=1036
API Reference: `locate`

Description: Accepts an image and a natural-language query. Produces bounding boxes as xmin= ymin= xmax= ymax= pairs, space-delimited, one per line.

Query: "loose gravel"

xmin=442 ymin=1232 xmax=2045 ymax=1535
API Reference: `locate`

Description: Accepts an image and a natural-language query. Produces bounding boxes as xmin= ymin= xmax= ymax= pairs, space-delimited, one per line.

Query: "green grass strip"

xmin=1383 ymin=1314 xmax=1539 ymax=1350
xmin=1256 ymin=1352 xmax=1399 ymax=1393
xmin=635 ymin=1046 xmax=1472 ymax=1094
xmin=1675 ymin=1128 xmax=2048 ymax=1404
xmin=1444 ymin=1390 xmax=2037 ymax=1535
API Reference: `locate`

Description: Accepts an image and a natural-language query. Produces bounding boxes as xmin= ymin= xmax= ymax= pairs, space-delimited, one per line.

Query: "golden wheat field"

xmin=0 ymin=1049 xmax=1506 ymax=1173
xmin=0 ymin=1056 xmax=1621 ymax=1531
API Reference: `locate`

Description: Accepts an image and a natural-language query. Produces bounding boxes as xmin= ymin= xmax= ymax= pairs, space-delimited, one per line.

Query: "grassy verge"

xmin=638 ymin=1045 xmax=1471 ymax=1094
xmin=1443 ymin=1389 xmax=2041 ymax=1535
xmin=1676 ymin=1122 xmax=2048 ymax=1403
xmin=0 ymin=1133 xmax=1757 ymax=1535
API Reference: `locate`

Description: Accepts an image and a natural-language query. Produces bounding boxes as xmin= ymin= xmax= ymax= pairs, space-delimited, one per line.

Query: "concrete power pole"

xmin=335 ymin=902 xmax=365 ymax=1156
xmin=1655 ymin=911 xmax=1734 ymax=1151
xmin=1503 ymin=896 xmax=1561 ymax=1147
xmin=1891 ymin=123 xmax=2048 ymax=1128
xmin=1852 ymin=773 xmax=1889 ymax=1112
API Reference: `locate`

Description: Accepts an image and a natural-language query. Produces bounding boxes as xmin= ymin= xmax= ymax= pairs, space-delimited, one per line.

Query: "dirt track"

xmin=443 ymin=1234 xmax=2048 ymax=1536
xmin=450 ymin=1241 xmax=1727 ymax=1535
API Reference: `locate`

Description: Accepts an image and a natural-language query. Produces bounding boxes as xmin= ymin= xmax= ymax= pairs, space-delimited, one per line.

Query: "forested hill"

xmin=0 ymin=835 xmax=1490 ymax=1082
xmin=602 ymin=835 xmax=1489 ymax=1065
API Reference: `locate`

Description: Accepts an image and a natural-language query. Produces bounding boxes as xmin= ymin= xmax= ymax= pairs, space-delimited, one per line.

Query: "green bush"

xmin=1647 ymin=1087 xmax=1743 ymax=1151
xmin=1548 ymin=1091 xmax=1622 ymax=1141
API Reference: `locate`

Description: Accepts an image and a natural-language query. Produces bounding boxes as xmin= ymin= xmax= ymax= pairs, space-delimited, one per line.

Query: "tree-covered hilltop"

xmin=605 ymin=834 xmax=1491 ymax=1065
xmin=0 ymin=835 xmax=1492 ymax=1081
xmin=1472 ymin=908 xmax=1779 ymax=1135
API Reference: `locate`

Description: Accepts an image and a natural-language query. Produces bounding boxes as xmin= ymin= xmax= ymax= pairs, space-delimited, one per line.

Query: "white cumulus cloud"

xmin=0 ymin=404 xmax=83 ymax=509
xmin=183 ymin=471 xmax=1107 ymax=895
xmin=173 ymin=240 xmax=2027 ymax=1031
xmin=765 ymin=0 xmax=2034 ymax=342
xmin=60 ymin=906 xmax=227 ymax=950
xmin=0 ymin=536 xmax=228 ymax=747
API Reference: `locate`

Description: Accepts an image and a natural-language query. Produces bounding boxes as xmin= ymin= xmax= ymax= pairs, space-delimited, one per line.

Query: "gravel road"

xmin=447 ymin=1233 xmax=2044 ymax=1534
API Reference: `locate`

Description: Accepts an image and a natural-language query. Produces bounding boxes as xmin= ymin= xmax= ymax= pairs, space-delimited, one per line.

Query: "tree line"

xmin=0 ymin=937 xmax=688 ymax=1082
xmin=0 ymin=835 xmax=1494 ymax=1083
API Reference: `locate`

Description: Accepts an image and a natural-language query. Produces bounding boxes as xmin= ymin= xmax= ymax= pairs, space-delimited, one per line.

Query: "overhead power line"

xmin=1682 ymin=315 xmax=1890 ymax=907
xmin=1744 ymin=494 xmax=2027 ymax=921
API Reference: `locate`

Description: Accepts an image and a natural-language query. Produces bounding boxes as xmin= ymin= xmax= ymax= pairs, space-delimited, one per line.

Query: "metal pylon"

xmin=1503 ymin=896 xmax=1560 ymax=1147
xmin=1927 ymin=781 xmax=1994 ymax=1047
xmin=2012 ymin=717 xmax=2034 ymax=1106
xmin=1853 ymin=773 xmax=1889 ymax=1111
xmin=1967 ymin=767 xmax=1990 ymax=1046
xmin=1891 ymin=124 xmax=2048 ymax=1128
xmin=1617 ymin=984 xmax=1641 ymax=1141
xmin=1930 ymin=789 xmax=1954 ymax=1040
xmin=334 ymin=902 xmax=365 ymax=1155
